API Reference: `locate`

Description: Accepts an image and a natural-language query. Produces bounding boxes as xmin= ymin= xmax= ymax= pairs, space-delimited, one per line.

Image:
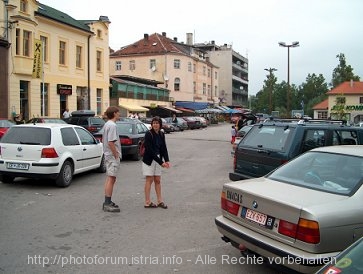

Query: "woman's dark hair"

xmin=151 ymin=116 xmax=162 ymax=127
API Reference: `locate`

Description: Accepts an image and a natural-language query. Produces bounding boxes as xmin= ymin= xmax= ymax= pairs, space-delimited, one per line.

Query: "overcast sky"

xmin=41 ymin=0 xmax=363 ymax=95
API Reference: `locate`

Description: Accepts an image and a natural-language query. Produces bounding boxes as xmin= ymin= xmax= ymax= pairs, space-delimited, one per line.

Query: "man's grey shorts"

xmin=106 ymin=157 xmax=121 ymax=177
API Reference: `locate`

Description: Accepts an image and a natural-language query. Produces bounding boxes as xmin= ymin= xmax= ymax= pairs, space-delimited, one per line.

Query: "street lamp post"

xmin=264 ymin=68 xmax=277 ymax=114
xmin=278 ymin=41 xmax=299 ymax=117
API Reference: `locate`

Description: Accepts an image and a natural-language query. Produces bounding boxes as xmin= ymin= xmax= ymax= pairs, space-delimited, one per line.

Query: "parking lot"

xmin=0 ymin=123 xmax=280 ymax=274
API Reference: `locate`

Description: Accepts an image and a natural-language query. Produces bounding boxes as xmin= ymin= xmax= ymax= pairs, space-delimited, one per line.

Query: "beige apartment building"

xmin=110 ymin=32 xmax=220 ymax=108
xmin=0 ymin=0 xmax=110 ymax=120
xmin=194 ymin=42 xmax=249 ymax=107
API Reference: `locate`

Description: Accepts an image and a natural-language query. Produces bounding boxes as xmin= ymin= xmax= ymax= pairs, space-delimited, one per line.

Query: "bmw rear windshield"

xmin=1 ymin=127 xmax=51 ymax=145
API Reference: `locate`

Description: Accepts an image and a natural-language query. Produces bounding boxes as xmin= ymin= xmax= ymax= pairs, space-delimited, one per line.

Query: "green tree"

xmin=331 ymin=53 xmax=360 ymax=88
xmin=297 ymin=73 xmax=328 ymax=116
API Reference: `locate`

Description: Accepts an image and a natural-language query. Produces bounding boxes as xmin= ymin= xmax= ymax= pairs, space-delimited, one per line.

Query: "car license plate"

xmin=7 ymin=162 xmax=29 ymax=170
xmin=241 ymin=207 xmax=275 ymax=229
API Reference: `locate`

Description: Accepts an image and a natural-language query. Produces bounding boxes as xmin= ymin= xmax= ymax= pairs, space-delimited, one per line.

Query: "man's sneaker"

xmin=103 ymin=202 xmax=120 ymax=212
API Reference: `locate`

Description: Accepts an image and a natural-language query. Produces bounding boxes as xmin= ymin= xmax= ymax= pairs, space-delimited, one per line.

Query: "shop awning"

xmin=195 ymin=108 xmax=222 ymax=114
xmin=216 ymin=105 xmax=241 ymax=114
xmin=175 ymin=101 xmax=209 ymax=110
xmin=119 ymin=103 xmax=149 ymax=112
xmin=175 ymin=107 xmax=195 ymax=113
xmin=158 ymin=105 xmax=182 ymax=113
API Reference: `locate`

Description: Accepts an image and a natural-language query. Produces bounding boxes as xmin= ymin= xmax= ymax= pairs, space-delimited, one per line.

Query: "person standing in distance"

xmin=102 ymin=106 xmax=122 ymax=212
xmin=142 ymin=116 xmax=170 ymax=209
xmin=63 ymin=108 xmax=71 ymax=119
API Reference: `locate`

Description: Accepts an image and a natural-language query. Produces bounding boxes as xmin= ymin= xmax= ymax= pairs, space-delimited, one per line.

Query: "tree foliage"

xmin=251 ymin=53 xmax=360 ymax=117
xmin=331 ymin=53 xmax=360 ymax=88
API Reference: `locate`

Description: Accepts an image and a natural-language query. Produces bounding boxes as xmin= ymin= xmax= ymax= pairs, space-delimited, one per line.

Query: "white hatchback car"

xmin=0 ymin=123 xmax=105 ymax=187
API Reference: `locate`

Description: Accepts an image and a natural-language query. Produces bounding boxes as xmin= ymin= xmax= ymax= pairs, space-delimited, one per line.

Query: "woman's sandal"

xmin=157 ymin=202 xmax=168 ymax=209
xmin=144 ymin=202 xmax=157 ymax=208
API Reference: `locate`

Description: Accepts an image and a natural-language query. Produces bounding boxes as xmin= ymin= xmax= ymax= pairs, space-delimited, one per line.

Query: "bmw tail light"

xmin=278 ymin=218 xmax=320 ymax=244
xmin=278 ymin=220 xmax=297 ymax=238
xmin=221 ymin=191 xmax=240 ymax=216
xmin=120 ymin=138 xmax=132 ymax=145
xmin=296 ymin=218 xmax=320 ymax=244
xmin=41 ymin=148 xmax=59 ymax=158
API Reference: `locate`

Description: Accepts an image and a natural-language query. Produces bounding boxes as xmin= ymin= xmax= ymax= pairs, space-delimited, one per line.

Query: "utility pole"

xmin=264 ymin=68 xmax=277 ymax=114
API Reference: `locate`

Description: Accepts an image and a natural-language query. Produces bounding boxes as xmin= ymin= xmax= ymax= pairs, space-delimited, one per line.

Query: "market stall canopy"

xmin=119 ymin=103 xmax=149 ymax=112
xmin=216 ymin=106 xmax=241 ymax=114
xmin=158 ymin=105 xmax=182 ymax=113
xmin=175 ymin=101 xmax=209 ymax=110
xmin=195 ymin=108 xmax=222 ymax=114
xmin=175 ymin=107 xmax=195 ymax=113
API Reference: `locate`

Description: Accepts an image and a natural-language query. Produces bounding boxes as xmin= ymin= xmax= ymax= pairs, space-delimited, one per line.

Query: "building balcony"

xmin=232 ymin=87 xmax=248 ymax=96
xmin=232 ymin=75 xmax=248 ymax=85
xmin=232 ymin=62 xmax=248 ymax=74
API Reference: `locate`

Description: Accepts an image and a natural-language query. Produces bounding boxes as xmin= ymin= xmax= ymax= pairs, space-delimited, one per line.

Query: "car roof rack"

xmin=71 ymin=110 xmax=95 ymax=117
xmin=262 ymin=117 xmax=349 ymax=125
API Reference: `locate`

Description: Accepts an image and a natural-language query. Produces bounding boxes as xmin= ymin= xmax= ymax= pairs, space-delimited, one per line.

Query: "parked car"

xmin=317 ymin=236 xmax=363 ymax=273
xmin=26 ymin=117 xmax=67 ymax=124
xmin=195 ymin=116 xmax=208 ymax=128
xmin=230 ymin=119 xmax=363 ymax=181
xmin=160 ymin=118 xmax=175 ymax=133
xmin=64 ymin=110 xmax=105 ymax=134
xmin=231 ymin=125 xmax=253 ymax=153
xmin=164 ymin=117 xmax=188 ymax=131
xmin=0 ymin=119 xmax=15 ymax=139
xmin=182 ymin=116 xmax=201 ymax=129
xmin=93 ymin=120 xmax=149 ymax=161
xmin=216 ymin=145 xmax=363 ymax=273
xmin=0 ymin=124 xmax=105 ymax=187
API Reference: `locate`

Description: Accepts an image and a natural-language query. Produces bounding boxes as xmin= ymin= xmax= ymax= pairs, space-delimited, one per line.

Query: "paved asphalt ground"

xmin=0 ymin=122 xmax=281 ymax=274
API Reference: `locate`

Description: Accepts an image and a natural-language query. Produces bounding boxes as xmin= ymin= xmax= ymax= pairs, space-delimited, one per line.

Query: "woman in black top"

xmin=142 ymin=116 xmax=170 ymax=209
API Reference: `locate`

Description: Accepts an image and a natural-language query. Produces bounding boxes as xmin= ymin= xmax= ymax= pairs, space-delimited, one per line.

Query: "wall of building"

xmin=208 ymin=49 xmax=233 ymax=105
xmin=4 ymin=0 xmax=110 ymax=119
xmin=110 ymin=38 xmax=219 ymax=105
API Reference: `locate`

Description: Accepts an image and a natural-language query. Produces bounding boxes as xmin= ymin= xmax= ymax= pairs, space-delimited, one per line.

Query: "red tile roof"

xmin=312 ymin=99 xmax=328 ymax=110
xmin=326 ymin=81 xmax=363 ymax=95
xmin=110 ymin=33 xmax=190 ymax=57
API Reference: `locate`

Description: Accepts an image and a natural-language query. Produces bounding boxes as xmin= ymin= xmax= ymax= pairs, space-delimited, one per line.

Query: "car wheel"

xmin=0 ymin=174 xmax=15 ymax=184
xmin=55 ymin=160 xmax=73 ymax=187
xmin=96 ymin=155 xmax=106 ymax=173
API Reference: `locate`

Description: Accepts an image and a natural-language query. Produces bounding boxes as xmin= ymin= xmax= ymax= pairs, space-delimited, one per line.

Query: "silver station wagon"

xmin=216 ymin=145 xmax=363 ymax=273
xmin=0 ymin=123 xmax=105 ymax=187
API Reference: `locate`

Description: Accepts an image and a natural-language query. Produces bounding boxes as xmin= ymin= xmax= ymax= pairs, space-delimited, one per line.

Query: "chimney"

xmin=99 ymin=16 xmax=110 ymax=23
xmin=144 ymin=33 xmax=149 ymax=40
xmin=211 ymin=40 xmax=215 ymax=45
xmin=186 ymin=33 xmax=193 ymax=45
xmin=162 ymin=32 xmax=166 ymax=37
xmin=173 ymin=37 xmax=178 ymax=42
xmin=350 ymin=79 xmax=354 ymax=87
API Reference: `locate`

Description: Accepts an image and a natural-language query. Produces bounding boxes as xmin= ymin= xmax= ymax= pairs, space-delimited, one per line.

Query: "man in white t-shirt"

xmin=63 ymin=108 xmax=70 ymax=119
xmin=102 ymin=106 xmax=122 ymax=212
